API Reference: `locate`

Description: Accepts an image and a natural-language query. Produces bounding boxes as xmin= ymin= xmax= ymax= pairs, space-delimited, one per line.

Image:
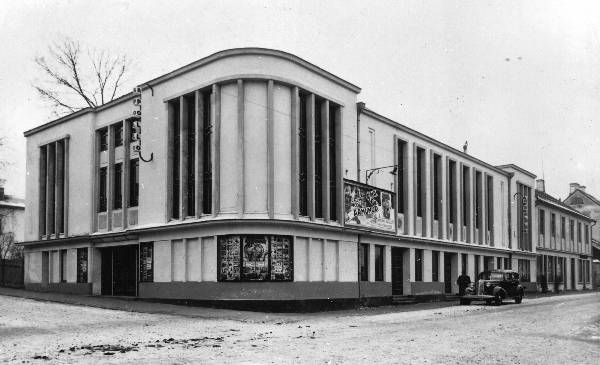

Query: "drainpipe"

xmin=507 ymin=173 xmax=513 ymax=269
xmin=357 ymin=102 xmax=365 ymax=182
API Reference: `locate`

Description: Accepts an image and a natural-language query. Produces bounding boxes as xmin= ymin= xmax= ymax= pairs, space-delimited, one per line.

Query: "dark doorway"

xmin=101 ymin=245 xmax=138 ymax=296
xmin=391 ymin=247 xmax=404 ymax=295
xmin=444 ymin=253 xmax=453 ymax=293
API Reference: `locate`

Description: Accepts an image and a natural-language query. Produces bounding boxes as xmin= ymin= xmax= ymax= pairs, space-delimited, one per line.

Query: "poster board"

xmin=76 ymin=248 xmax=88 ymax=283
xmin=140 ymin=242 xmax=153 ymax=282
xmin=344 ymin=180 xmax=396 ymax=232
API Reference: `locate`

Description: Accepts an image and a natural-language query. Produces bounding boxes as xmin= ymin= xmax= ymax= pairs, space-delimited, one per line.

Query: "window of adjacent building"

xmin=98 ymin=167 xmax=107 ymax=212
xmin=570 ymin=219 xmax=574 ymax=242
xmin=461 ymin=253 xmax=467 ymax=274
xmin=359 ymin=243 xmax=369 ymax=281
xmin=38 ymin=138 xmax=68 ymax=238
xmin=433 ymin=154 xmax=442 ymax=221
xmin=113 ymin=163 xmax=123 ymax=210
xmin=474 ymin=255 xmax=480 ymax=276
xmin=551 ymin=213 xmax=556 ymax=238
xmin=585 ymin=224 xmax=589 ymax=244
xmin=539 ymin=209 xmax=545 ymax=235
xmin=448 ymin=160 xmax=457 ymax=225
xmin=577 ymin=222 xmax=582 ymax=243
xmin=113 ymin=123 xmax=123 ymax=147
xmin=415 ymin=249 xmax=423 ymax=281
xmin=397 ymin=139 xmax=408 ymax=216
xmin=547 ymin=256 xmax=554 ymax=282
xmin=60 ymin=249 xmax=67 ymax=283
xmin=416 ymin=147 xmax=425 ymax=218
xmin=168 ymin=89 xmax=213 ymax=219
xmin=561 ymin=217 xmax=566 ymax=239
xmin=129 ymin=159 xmax=139 ymax=207
xmin=578 ymin=259 xmax=583 ymax=283
xmin=76 ymin=248 xmax=88 ymax=283
xmin=518 ymin=259 xmax=530 ymax=282
xmin=374 ymin=245 xmax=384 ymax=282
xmin=432 ymin=250 xmax=439 ymax=282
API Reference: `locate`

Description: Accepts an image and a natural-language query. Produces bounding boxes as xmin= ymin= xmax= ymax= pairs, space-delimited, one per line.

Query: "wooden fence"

xmin=0 ymin=259 xmax=24 ymax=288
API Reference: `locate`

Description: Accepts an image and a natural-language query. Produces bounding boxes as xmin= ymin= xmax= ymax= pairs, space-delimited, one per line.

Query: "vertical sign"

xmin=140 ymin=242 xmax=153 ymax=282
xmin=76 ymin=248 xmax=88 ymax=283
xmin=270 ymin=235 xmax=293 ymax=281
xmin=218 ymin=235 xmax=241 ymax=281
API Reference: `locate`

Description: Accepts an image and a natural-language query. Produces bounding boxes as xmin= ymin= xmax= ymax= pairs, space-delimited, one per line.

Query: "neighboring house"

xmin=20 ymin=48 xmax=540 ymax=304
xmin=564 ymin=183 xmax=600 ymax=289
xmin=0 ymin=185 xmax=25 ymax=258
xmin=534 ymin=180 xmax=593 ymax=291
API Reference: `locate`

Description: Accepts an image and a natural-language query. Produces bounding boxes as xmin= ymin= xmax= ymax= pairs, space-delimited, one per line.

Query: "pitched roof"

xmin=535 ymin=190 xmax=594 ymax=221
xmin=565 ymin=188 xmax=600 ymax=207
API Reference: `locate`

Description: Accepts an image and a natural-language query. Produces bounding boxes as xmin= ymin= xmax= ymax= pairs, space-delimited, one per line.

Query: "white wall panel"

xmin=153 ymin=240 xmax=172 ymax=282
xmin=338 ymin=241 xmax=357 ymax=282
xmin=66 ymin=248 xmax=77 ymax=283
xmin=186 ymin=238 xmax=202 ymax=281
xmin=172 ymin=239 xmax=186 ymax=281
xmin=244 ymin=81 xmax=268 ymax=213
xmin=273 ymin=84 xmax=292 ymax=216
xmin=219 ymin=83 xmax=239 ymax=213
xmin=309 ymin=238 xmax=324 ymax=281
xmin=293 ymin=237 xmax=308 ymax=281
xmin=323 ymin=240 xmax=338 ymax=281
xmin=202 ymin=236 xmax=217 ymax=281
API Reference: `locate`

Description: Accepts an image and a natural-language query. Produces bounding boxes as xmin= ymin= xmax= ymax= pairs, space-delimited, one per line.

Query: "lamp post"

xmin=365 ymin=165 xmax=398 ymax=185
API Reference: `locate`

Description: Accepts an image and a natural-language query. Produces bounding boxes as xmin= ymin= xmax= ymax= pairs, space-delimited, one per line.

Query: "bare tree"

xmin=0 ymin=207 xmax=22 ymax=286
xmin=33 ymin=38 xmax=131 ymax=115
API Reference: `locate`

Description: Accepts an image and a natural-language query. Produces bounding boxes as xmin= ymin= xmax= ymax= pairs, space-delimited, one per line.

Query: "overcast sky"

xmin=0 ymin=0 xmax=599 ymax=200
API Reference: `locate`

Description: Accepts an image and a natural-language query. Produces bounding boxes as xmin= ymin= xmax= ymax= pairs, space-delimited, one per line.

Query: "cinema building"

xmin=21 ymin=48 xmax=542 ymax=305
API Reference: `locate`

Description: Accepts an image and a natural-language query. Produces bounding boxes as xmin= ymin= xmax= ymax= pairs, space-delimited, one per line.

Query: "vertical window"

xmin=39 ymin=146 xmax=47 ymax=236
xmin=416 ymin=147 xmax=425 ymax=218
xmin=433 ymin=154 xmax=441 ymax=221
xmin=186 ymin=94 xmax=196 ymax=216
xmin=98 ymin=167 xmax=107 ymax=212
xmin=76 ymin=248 xmax=88 ymax=283
xmin=475 ymin=171 xmax=482 ymax=229
xmin=486 ymin=175 xmax=493 ymax=232
xmin=99 ymin=128 xmax=108 ymax=151
xmin=129 ymin=159 xmax=139 ymax=207
xmin=432 ymin=250 xmax=439 ymax=282
xmin=359 ymin=243 xmax=369 ymax=281
xmin=397 ymin=140 xmax=407 ymax=215
xmin=415 ymin=249 xmax=423 ymax=281
xmin=329 ymin=104 xmax=337 ymax=221
xmin=539 ymin=210 xmax=545 ymax=235
xmin=202 ymin=90 xmax=212 ymax=215
xmin=299 ymin=92 xmax=308 ymax=216
xmin=375 ymin=245 xmax=384 ymax=281
xmin=577 ymin=222 xmax=581 ymax=243
xmin=113 ymin=123 xmax=123 ymax=147
xmin=561 ymin=217 xmax=566 ymax=239
xmin=578 ymin=259 xmax=583 ymax=283
xmin=60 ymin=249 xmax=67 ymax=283
xmin=113 ymin=163 xmax=123 ymax=210
xmin=585 ymin=224 xmax=589 ymax=244
xmin=448 ymin=160 xmax=456 ymax=224
xmin=570 ymin=220 xmax=574 ymax=242
xmin=171 ymin=100 xmax=181 ymax=219
xmin=462 ymin=166 xmax=469 ymax=227
xmin=551 ymin=213 xmax=556 ymax=238
xmin=314 ymin=97 xmax=323 ymax=218
xmin=474 ymin=255 xmax=480 ymax=276
xmin=461 ymin=253 xmax=468 ymax=274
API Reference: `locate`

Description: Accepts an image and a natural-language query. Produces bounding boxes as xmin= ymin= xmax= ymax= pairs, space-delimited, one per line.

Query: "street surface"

xmin=0 ymin=292 xmax=598 ymax=364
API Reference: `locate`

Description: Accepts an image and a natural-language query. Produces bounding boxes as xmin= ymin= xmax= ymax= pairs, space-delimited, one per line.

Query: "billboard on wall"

xmin=344 ymin=180 xmax=395 ymax=232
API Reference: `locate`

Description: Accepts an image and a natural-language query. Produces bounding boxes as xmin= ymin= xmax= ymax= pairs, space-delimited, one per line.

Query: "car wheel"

xmin=494 ymin=294 xmax=502 ymax=306
xmin=514 ymin=296 xmax=522 ymax=304
xmin=460 ymin=299 xmax=471 ymax=305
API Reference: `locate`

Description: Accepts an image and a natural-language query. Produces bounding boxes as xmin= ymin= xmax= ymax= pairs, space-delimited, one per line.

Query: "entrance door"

xmin=391 ymin=247 xmax=404 ymax=295
xmin=100 ymin=245 xmax=138 ymax=296
xmin=444 ymin=253 xmax=452 ymax=293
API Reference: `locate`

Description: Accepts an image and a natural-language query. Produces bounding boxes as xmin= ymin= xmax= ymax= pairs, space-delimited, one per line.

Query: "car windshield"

xmin=478 ymin=272 xmax=505 ymax=280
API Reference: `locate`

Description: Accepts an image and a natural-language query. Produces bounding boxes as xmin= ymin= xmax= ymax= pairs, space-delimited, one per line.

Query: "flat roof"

xmin=495 ymin=164 xmax=537 ymax=179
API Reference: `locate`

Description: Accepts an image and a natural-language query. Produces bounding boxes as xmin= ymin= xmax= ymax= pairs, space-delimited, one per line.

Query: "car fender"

xmin=493 ymin=287 xmax=506 ymax=298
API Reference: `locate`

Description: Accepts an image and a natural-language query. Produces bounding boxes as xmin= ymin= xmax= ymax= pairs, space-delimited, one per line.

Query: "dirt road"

xmin=0 ymin=292 xmax=598 ymax=364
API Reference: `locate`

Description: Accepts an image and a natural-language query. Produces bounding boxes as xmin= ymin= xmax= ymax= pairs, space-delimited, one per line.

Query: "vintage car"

xmin=460 ymin=270 xmax=524 ymax=305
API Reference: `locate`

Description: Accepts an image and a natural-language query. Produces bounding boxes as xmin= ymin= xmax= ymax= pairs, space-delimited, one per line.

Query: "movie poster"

xmin=344 ymin=181 xmax=395 ymax=232
xmin=76 ymin=248 xmax=88 ymax=284
xmin=242 ymin=235 xmax=269 ymax=281
xmin=140 ymin=242 xmax=154 ymax=282
xmin=270 ymin=235 xmax=293 ymax=281
xmin=218 ymin=235 xmax=241 ymax=281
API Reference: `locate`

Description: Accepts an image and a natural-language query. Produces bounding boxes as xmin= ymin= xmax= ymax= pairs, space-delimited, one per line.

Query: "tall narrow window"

xmin=433 ymin=154 xmax=441 ymax=220
xmin=561 ymin=217 xmax=566 ymax=239
xmin=375 ymin=245 xmax=384 ymax=281
xmin=298 ymin=92 xmax=308 ymax=216
xmin=486 ymin=175 xmax=493 ymax=234
xmin=474 ymin=255 xmax=480 ymax=276
xmin=99 ymin=128 xmax=108 ymax=151
xmin=186 ymin=94 xmax=196 ymax=216
xmin=359 ymin=243 xmax=369 ymax=281
xmin=47 ymin=142 xmax=56 ymax=235
xmin=60 ymin=249 xmax=67 ymax=283
xmin=113 ymin=123 xmax=123 ymax=147
xmin=448 ymin=160 xmax=456 ymax=224
xmin=113 ymin=163 xmax=123 ymax=210
xmin=39 ymin=146 xmax=47 ymax=236
xmin=462 ymin=166 xmax=469 ymax=228
xmin=329 ymin=104 xmax=337 ymax=221
xmin=129 ymin=159 xmax=139 ymax=207
xmin=570 ymin=220 xmax=574 ymax=242
xmin=314 ymin=97 xmax=323 ymax=218
xmin=397 ymin=140 xmax=407 ymax=215
xmin=77 ymin=247 xmax=88 ymax=283
xmin=171 ymin=100 xmax=181 ymax=219
xmin=415 ymin=249 xmax=423 ymax=281
xmin=475 ymin=171 xmax=482 ymax=230
xmin=551 ymin=213 xmax=556 ymax=238
xmin=577 ymin=222 xmax=581 ymax=243
xmin=202 ymin=90 xmax=212 ymax=214
xmin=98 ymin=167 xmax=107 ymax=212
xmin=539 ymin=210 xmax=545 ymax=235
xmin=416 ymin=147 xmax=425 ymax=218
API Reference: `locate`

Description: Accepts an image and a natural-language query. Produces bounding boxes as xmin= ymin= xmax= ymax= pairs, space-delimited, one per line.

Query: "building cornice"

xmin=495 ymin=164 xmax=537 ymax=179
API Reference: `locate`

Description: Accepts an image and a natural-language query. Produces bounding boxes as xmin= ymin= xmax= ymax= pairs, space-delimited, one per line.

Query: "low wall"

xmin=0 ymin=260 xmax=24 ymax=288
xmin=25 ymin=282 xmax=93 ymax=295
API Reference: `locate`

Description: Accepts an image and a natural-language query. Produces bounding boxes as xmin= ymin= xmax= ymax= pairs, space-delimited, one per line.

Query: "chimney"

xmin=535 ymin=179 xmax=545 ymax=192
xmin=569 ymin=182 xmax=580 ymax=193
xmin=580 ymin=185 xmax=586 ymax=192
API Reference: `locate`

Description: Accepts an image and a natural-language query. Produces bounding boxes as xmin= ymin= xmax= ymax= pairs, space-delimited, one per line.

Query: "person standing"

xmin=457 ymin=271 xmax=471 ymax=296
